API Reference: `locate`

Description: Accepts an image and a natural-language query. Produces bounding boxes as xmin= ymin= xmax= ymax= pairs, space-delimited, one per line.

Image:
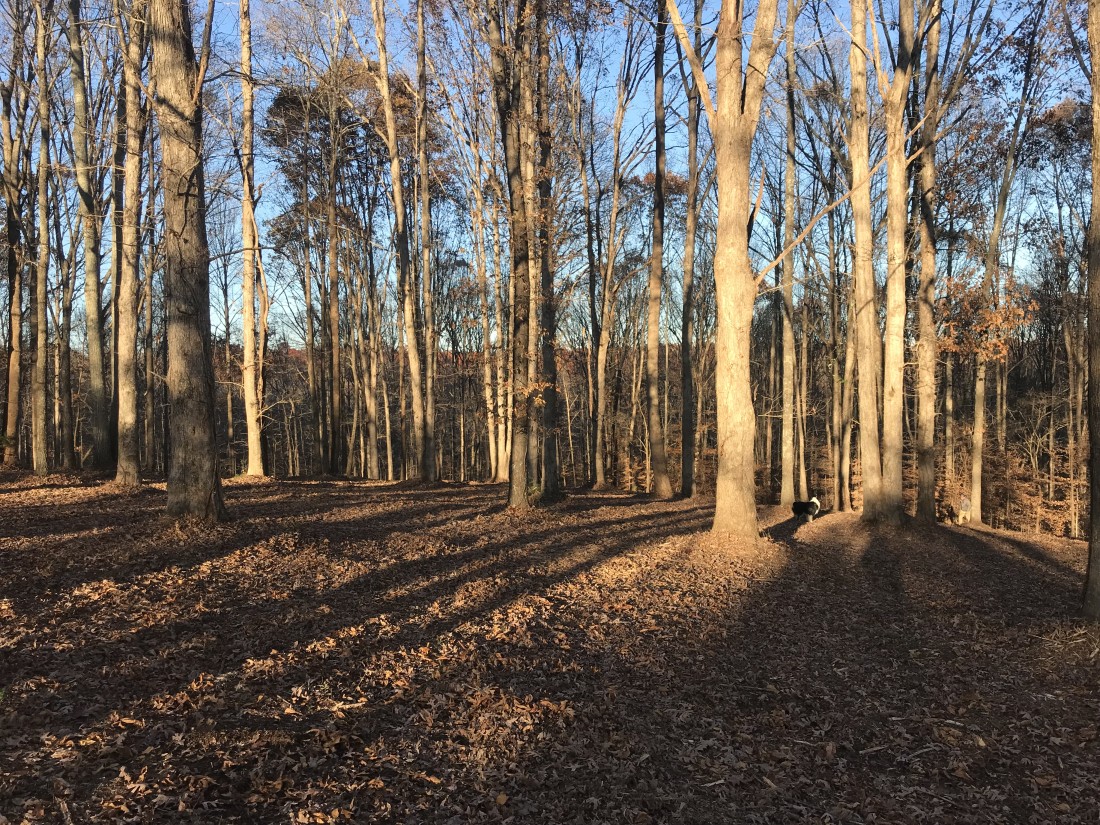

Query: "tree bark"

xmin=66 ymin=0 xmax=110 ymax=470
xmin=915 ymin=0 xmax=942 ymax=521
xmin=31 ymin=0 xmax=50 ymax=476
xmin=114 ymin=0 xmax=147 ymax=488
xmin=710 ymin=0 xmax=780 ymax=536
xmin=646 ymin=0 xmax=673 ymax=499
xmin=1086 ymin=0 xmax=1100 ymax=615
xmin=150 ymin=0 xmax=226 ymax=519
xmin=239 ymin=0 xmax=264 ymax=476
xmin=849 ymin=0 xmax=885 ymax=520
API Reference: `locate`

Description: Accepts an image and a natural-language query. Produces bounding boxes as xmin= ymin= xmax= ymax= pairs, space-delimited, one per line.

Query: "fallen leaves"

xmin=2 ymin=480 xmax=1100 ymax=823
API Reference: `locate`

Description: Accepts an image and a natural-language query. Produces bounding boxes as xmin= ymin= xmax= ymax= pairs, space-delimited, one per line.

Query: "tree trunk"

xmin=849 ymin=0 xmax=885 ymax=520
xmin=150 ymin=0 xmax=226 ymax=519
xmin=1086 ymin=0 xmax=1100 ymax=615
xmin=114 ymin=0 xmax=147 ymax=488
xmin=417 ymin=0 xmax=437 ymax=483
xmin=679 ymin=2 xmax=702 ymax=499
xmin=369 ymin=0 xmax=424 ymax=480
xmin=31 ymin=0 xmax=50 ymax=476
xmin=239 ymin=0 xmax=264 ymax=476
xmin=66 ymin=0 xmax=109 ymax=470
xmin=487 ymin=0 xmax=535 ymax=509
xmin=879 ymin=0 xmax=915 ymax=524
xmin=645 ymin=0 xmax=672 ymax=500
xmin=780 ymin=0 xmax=798 ymax=506
xmin=915 ymin=0 xmax=942 ymax=521
xmin=710 ymin=0 xmax=779 ymax=536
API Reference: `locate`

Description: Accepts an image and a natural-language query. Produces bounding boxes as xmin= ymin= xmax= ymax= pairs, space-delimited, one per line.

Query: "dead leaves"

xmin=2 ymin=482 xmax=1100 ymax=823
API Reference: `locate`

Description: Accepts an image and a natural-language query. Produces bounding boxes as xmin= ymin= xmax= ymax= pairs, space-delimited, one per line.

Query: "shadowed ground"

xmin=2 ymin=475 xmax=1098 ymax=823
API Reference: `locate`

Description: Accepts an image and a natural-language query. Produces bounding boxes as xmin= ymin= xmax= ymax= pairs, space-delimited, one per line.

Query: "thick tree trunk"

xmin=849 ymin=0 xmax=885 ymax=520
xmin=488 ymin=1 xmax=534 ymax=509
xmin=150 ymin=0 xmax=226 ymax=519
xmin=710 ymin=0 xmax=779 ymax=536
xmin=879 ymin=0 xmax=915 ymax=524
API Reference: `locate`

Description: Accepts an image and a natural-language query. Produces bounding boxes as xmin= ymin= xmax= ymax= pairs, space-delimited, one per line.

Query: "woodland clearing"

xmin=2 ymin=474 xmax=1099 ymax=823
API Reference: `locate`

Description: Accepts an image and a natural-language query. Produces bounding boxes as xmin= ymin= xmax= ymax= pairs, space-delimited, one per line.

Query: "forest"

xmin=5 ymin=0 xmax=1100 ymax=820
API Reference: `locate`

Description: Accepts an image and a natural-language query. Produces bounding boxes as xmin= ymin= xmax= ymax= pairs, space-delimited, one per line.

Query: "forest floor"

xmin=2 ymin=473 xmax=1100 ymax=824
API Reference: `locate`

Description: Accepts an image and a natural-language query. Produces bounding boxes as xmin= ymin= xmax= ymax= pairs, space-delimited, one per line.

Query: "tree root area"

xmin=2 ymin=475 xmax=1099 ymax=823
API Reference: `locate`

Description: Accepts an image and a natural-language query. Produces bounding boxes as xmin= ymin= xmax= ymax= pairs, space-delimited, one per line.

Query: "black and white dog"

xmin=792 ymin=496 xmax=821 ymax=523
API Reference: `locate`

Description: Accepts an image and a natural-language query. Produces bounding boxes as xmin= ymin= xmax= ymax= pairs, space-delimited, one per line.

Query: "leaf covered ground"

xmin=2 ymin=474 xmax=1099 ymax=823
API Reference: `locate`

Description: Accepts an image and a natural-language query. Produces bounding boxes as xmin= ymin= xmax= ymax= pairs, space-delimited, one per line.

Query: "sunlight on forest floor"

xmin=2 ymin=474 xmax=1099 ymax=823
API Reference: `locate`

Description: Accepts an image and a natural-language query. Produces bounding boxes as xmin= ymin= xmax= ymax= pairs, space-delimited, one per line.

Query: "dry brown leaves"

xmin=2 ymin=475 xmax=1099 ymax=823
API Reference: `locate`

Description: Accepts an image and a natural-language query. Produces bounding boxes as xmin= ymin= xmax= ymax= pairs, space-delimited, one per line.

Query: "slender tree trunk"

xmin=66 ymin=0 xmax=109 ymax=470
xmin=1086 ymin=0 xmax=1100 ymax=614
xmin=645 ymin=0 xmax=672 ymax=499
xmin=369 ymin=0 xmax=424 ymax=480
xmin=780 ymin=0 xmax=798 ymax=506
xmin=150 ymin=0 xmax=226 ymax=519
xmin=239 ymin=0 xmax=264 ymax=476
xmin=915 ymin=0 xmax=942 ymax=521
xmin=31 ymin=0 xmax=50 ymax=476
xmin=417 ymin=0 xmax=437 ymax=483
xmin=535 ymin=0 xmax=559 ymax=499
xmin=679 ymin=5 xmax=701 ymax=497
xmin=114 ymin=0 xmax=147 ymax=488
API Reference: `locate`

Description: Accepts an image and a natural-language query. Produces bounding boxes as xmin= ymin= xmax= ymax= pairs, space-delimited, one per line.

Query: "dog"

xmin=792 ymin=496 xmax=821 ymax=523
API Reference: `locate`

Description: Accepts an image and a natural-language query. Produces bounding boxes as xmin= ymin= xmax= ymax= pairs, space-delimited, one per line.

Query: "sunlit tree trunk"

xmin=114 ymin=0 xmax=147 ymax=488
xmin=849 ymin=0 xmax=884 ymax=520
xmin=239 ymin=0 xmax=264 ymax=476
xmin=150 ymin=0 xmax=226 ymax=519
xmin=708 ymin=0 xmax=779 ymax=535
xmin=780 ymin=0 xmax=798 ymax=506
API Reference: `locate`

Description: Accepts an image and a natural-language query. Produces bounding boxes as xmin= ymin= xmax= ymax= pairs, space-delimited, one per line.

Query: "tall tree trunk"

xmin=780 ymin=0 xmax=798 ymax=506
xmin=66 ymin=0 xmax=109 ymax=470
xmin=114 ymin=0 xmax=147 ymax=488
xmin=535 ymin=0 xmax=559 ymax=499
xmin=239 ymin=0 xmax=264 ymax=476
xmin=879 ymin=0 xmax=915 ymax=524
xmin=150 ymin=0 xmax=226 ymax=519
xmin=1085 ymin=0 xmax=1100 ymax=616
xmin=31 ymin=0 xmax=50 ymax=476
xmin=645 ymin=0 xmax=672 ymax=499
xmin=417 ymin=0 xmax=437 ymax=483
xmin=915 ymin=0 xmax=942 ymax=521
xmin=678 ymin=1 xmax=702 ymax=499
xmin=849 ymin=0 xmax=885 ymax=520
xmin=369 ymin=0 xmax=424 ymax=479
xmin=488 ymin=0 xmax=535 ymax=509
xmin=706 ymin=0 xmax=780 ymax=535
